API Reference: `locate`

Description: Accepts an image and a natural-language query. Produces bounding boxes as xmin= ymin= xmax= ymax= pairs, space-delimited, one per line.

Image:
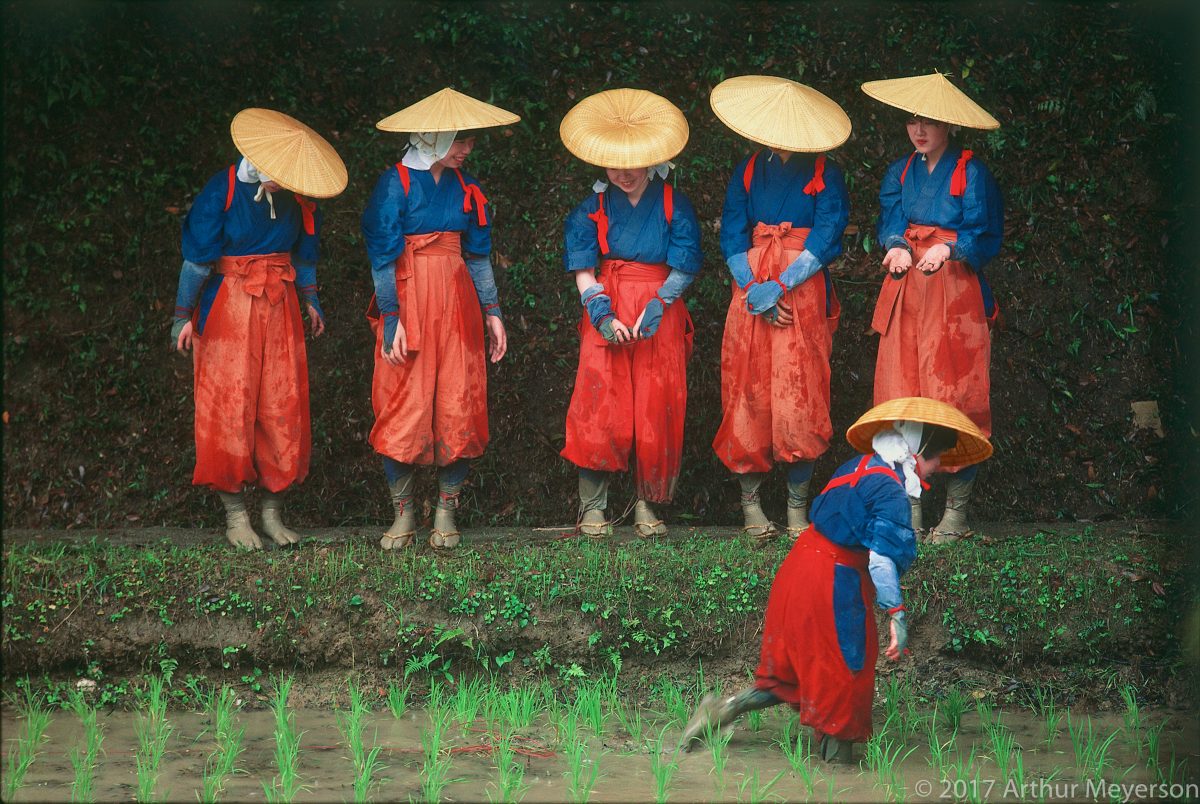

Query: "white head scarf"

xmin=871 ymin=420 xmax=927 ymax=498
xmin=402 ymin=131 xmax=458 ymax=171
xmin=237 ymin=157 xmax=276 ymax=219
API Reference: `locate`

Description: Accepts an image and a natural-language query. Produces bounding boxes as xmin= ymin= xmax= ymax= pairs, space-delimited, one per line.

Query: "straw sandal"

xmin=633 ymin=499 xmax=667 ymax=538
xmin=380 ymin=532 xmax=415 ymax=550
xmin=923 ymin=527 xmax=973 ymax=546
xmin=380 ymin=477 xmax=416 ymax=550
xmin=428 ymin=487 xmax=462 ymax=549
xmin=579 ymin=509 xmax=614 ymax=539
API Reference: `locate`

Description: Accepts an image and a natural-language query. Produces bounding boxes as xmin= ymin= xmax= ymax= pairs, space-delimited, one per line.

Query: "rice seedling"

xmin=1143 ymin=719 xmax=1166 ymax=770
xmin=67 ymin=690 xmax=103 ymax=804
xmin=939 ymin=686 xmax=967 ymax=735
xmin=336 ymin=680 xmax=386 ymax=803
xmin=1066 ymin=712 xmax=1119 ymax=785
xmin=1030 ymin=684 xmax=1062 ymax=747
xmin=974 ymin=697 xmax=994 ymax=732
xmin=704 ymin=720 xmax=734 ymax=793
xmin=1118 ymin=683 xmax=1142 ymax=743
xmin=263 ymin=675 xmax=305 ymax=803
xmin=614 ymin=699 xmax=646 ymax=744
xmin=563 ymin=735 xmax=603 ymax=804
xmin=736 ymin=769 xmax=785 ymax=804
xmin=1007 ymin=750 xmax=1028 ymax=801
xmin=985 ymin=720 xmax=1019 ymax=782
xmin=489 ymin=732 xmax=529 ymax=803
xmin=926 ymin=713 xmax=954 ymax=772
xmin=451 ymin=676 xmax=486 ymax=727
xmin=652 ymin=679 xmax=690 ymax=727
xmin=573 ymin=682 xmax=605 ymax=737
xmin=648 ymin=726 xmax=681 ymax=804
xmin=134 ymin=675 xmax=174 ymax=803
xmin=863 ymin=731 xmax=915 ymax=802
xmin=2 ymin=686 xmax=53 ymax=801
xmin=1156 ymin=751 xmax=1190 ymax=787
xmin=500 ymin=684 xmax=541 ymax=732
xmin=200 ymin=685 xmax=244 ymax=803
xmin=777 ymin=716 xmax=819 ymax=796
xmin=386 ymin=679 xmax=411 ymax=719
xmin=947 ymin=746 xmax=987 ymax=804
xmin=419 ymin=716 xmax=458 ymax=803
xmin=746 ymin=708 xmax=764 ymax=733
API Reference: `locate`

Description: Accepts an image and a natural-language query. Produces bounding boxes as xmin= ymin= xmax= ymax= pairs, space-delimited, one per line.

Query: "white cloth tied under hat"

xmin=402 ymin=131 xmax=458 ymax=171
xmin=591 ymin=161 xmax=676 ymax=193
xmin=871 ymin=420 xmax=927 ymax=498
xmin=237 ymin=157 xmax=277 ymax=219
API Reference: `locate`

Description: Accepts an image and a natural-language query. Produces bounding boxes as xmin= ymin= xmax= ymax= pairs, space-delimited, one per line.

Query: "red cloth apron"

xmin=754 ymin=523 xmax=878 ymax=743
xmin=368 ymin=231 xmax=489 ymax=465
xmin=560 ymin=259 xmax=694 ymax=503
xmin=712 ymin=222 xmax=839 ymax=473
xmin=191 ymin=253 xmax=310 ymax=493
xmin=871 ymin=224 xmax=992 ymax=437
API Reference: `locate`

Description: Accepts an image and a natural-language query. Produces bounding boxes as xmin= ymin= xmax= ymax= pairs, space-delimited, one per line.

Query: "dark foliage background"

xmin=3 ymin=1 xmax=1197 ymax=530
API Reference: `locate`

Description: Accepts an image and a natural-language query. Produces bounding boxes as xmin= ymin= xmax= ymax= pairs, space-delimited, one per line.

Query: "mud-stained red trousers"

xmin=871 ymin=225 xmax=992 ymax=438
xmin=369 ymin=231 xmax=489 ymax=466
xmin=754 ymin=525 xmax=877 ymax=743
xmin=713 ymin=223 xmax=839 ymax=474
xmin=561 ymin=260 xmax=693 ymax=503
xmin=192 ymin=253 xmax=310 ymax=493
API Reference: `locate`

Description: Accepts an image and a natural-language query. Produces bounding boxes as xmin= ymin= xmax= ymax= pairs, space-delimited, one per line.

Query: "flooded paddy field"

xmin=3 ymin=675 xmax=1197 ymax=802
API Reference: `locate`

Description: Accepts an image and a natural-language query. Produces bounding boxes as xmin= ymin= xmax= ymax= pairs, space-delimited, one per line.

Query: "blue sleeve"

xmin=292 ymin=200 xmax=322 ymax=270
xmin=950 ymin=160 xmax=1003 ymax=270
xmin=868 ymin=551 xmax=903 ymax=611
xmin=462 ymin=176 xmax=492 ymax=257
xmin=465 ymin=255 xmax=501 ymax=316
xmin=877 ymin=157 xmax=910 ymax=252
xmin=657 ymin=268 xmax=694 ymax=305
xmin=720 ymin=157 xmax=753 ymax=258
xmin=803 ymin=159 xmax=849 ymax=265
xmin=858 ymin=473 xmax=918 ymax=575
xmin=563 ymin=196 xmax=600 ymax=271
xmin=665 ymin=189 xmax=703 ymax=274
xmin=173 ymin=259 xmax=211 ymax=320
xmin=180 ymin=171 xmax=230 ymax=265
xmin=362 ymin=169 xmax=408 ymax=272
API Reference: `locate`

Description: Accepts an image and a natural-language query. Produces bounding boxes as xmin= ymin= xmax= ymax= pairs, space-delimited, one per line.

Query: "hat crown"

xmin=710 ymin=75 xmax=851 ymax=152
xmin=559 ymin=88 xmax=689 ymax=170
xmin=230 ymin=108 xmax=347 ymax=199
xmin=860 ymin=72 xmax=1000 ymax=130
xmin=376 ymin=87 xmax=520 ymax=133
xmin=845 ymin=397 xmax=993 ymax=468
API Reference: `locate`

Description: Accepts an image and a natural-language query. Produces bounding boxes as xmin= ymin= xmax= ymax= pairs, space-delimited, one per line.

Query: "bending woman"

xmin=681 ymin=397 xmax=992 ymax=761
xmin=558 ymin=89 xmax=702 ymax=537
xmin=862 ymin=72 xmax=1004 ymax=543
xmin=362 ymin=89 xmax=518 ymax=550
xmin=709 ymin=76 xmax=851 ymax=544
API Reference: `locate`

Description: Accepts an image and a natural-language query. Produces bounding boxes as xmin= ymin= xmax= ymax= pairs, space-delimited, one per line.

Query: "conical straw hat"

xmin=559 ymin=88 xmax=689 ymax=169
xmin=376 ymin=88 xmax=520 ymax=133
xmin=230 ymin=108 xmax=348 ymax=198
xmin=846 ymin=397 xmax=993 ymax=468
xmin=710 ymin=75 xmax=852 ymax=152
xmin=860 ymin=72 xmax=1000 ymax=130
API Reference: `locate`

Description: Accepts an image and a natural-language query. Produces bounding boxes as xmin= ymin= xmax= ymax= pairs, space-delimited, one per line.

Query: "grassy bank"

xmin=2 ymin=523 xmax=1193 ymax=710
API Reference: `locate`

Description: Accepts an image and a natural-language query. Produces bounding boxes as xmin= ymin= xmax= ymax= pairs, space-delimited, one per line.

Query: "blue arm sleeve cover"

xmin=372 ymin=262 xmax=400 ymax=347
xmin=726 ymin=252 xmax=754 ymax=289
xmin=779 ymin=250 xmax=823 ymax=289
xmin=465 ymin=254 xmax=501 ymax=317
xmin=174 ymin=260 xmax=211 ymax=319
xmin=294 ymin=261 xmax=323 ymax=321
xmin=868 ymin=551 xmax=903 ymax=611
xmin=656 ymin=268 xmax=694 ymax=305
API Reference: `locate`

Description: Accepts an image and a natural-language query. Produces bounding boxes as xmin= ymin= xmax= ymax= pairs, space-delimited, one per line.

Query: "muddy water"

xmin=2 ymin=705 xmax=1197 ymax=802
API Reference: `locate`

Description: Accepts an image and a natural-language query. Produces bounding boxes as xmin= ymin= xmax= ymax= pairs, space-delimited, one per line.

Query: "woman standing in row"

xmin=709 ymin=76 xmax=851 ymax=545
xmin=558 ymin=89 xmax=703 ymax=537
xmin=362 ymin=89 xmax=518 ymax=550
xmin=862 ymin=72 xmax=1004 ymax=542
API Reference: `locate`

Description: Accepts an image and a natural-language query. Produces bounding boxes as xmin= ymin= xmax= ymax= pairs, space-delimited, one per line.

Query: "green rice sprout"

xmin=564 ymin=736 xmax=603 ymax=804
xmin=134 ymin=676 xmax=174 ymax=803
xmin=777 ymin=716 xmax=818 ymax=795
xmin=200 ymin=685 xmax=244 ymax=803
xmin=926 ymin=712 xmax=954 ymax=771
xmin=451 ymin=676 xmax=485 ymax=727
xmin=614 ymin=699 xmax=646 ymax=744
xmin=974 ymin=697 xmax=994 ymax=731
xmin=489 ymin=732 xmax=529 ymax=803
xmin=939 ymin=687 xmax=967 ymax=735
xmin=652 ymin=679 xmax=689 ymax=727
xmin=1143 ymin=719 xmax=1167 ymax=770
xmin=1156 ymin=751 xmax=1190 ymax=787
xmin=419 ymin=717 xmax=458 ymax=803
xmin=3 ymin=686 xmax=52 ymax=801
xmin=746 ymin=707 xmax=764 ymax=733
xmin=863 ymin=732 xmax=916 ymax=801
xmin=500 ymin=684 xmax=541 ymax=732
xmin=67 ymin=690 xmax=103 ymax=804
xmin=703 ymin=720 xmax=733 ymax=793
xmin=1066 ymin=712 xmax=1119 ymax=785
xmin=986 ymin=720 xmax=1019 ymax=782
xmin=736 ymin=769 xmax=785 ymax=804
xmin=386 ymin=680 xmax=410 ymax=719
xmin=263 ymin=675 xmax=305 ymax=803
xmin=1118 ymin=684 xmax=1142 ymax=743
xmin=337 ymin=680 xmax=386 ymax=803
xmin=572 ymin=683 xmax=605 ymax=737
xmin=648 ymin=726 xmax=680 ymax=804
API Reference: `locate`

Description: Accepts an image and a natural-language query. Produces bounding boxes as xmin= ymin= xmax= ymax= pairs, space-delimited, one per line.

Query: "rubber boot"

xmin=815 ymin=730 xmax=854 ymax=764
xmin=929 ymin=473 xmax=976 ymax=544
xmin=680 ymin=687 xmax=779 ymax=752
xmin=633 ymin=499 xmax=667 ymax=538
xmin=909 ymin=495 xmax=924 ymax=533
xmin=578 ymin=471 xmax=612 ymax=538
xmin=218 ymin=491 xmax=263 ymax=551
xmin=739 ymin=473 xmax=777 ymax=545
xmin=430 ymin=471 xmax=464 ymax=549
xmin=380 ymin=473 xmax=416 ymax=550
xmin=261 ymin=491 xmax=301 ymax=547
xmin=785 ymin=478 xmax=811 ymax=541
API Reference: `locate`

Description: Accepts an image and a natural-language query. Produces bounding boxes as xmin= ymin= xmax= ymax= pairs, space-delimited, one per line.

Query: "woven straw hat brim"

xmin=710 ymin=75 xmax=851 ymax=152
xmin=861 ymin=72 xmax=1000 ymax=130
xmin=376 ymin=88 xmax=520 ymax=133
xmin=230 ymin=109 xmax=348 ymax=199
xmin=559 ymin=88 xmax=689 ymax=169
xmin=846 ymin=397 xmax=993 ymax=468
